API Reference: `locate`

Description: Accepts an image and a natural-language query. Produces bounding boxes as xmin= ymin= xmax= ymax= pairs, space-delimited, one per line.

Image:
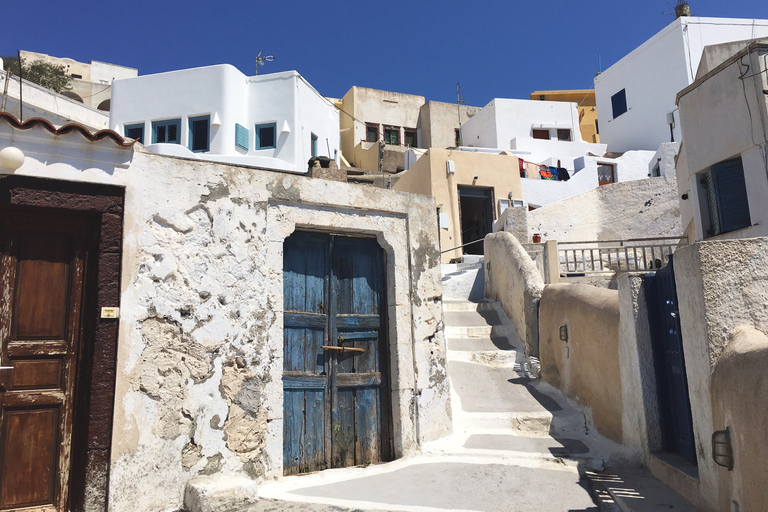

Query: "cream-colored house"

xmin=394 ymin=148 xmax=523 ymax=263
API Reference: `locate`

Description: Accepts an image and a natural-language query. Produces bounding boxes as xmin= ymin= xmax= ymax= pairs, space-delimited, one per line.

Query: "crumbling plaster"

xmin=0 ymin=122 xmax=450 ymax=512
xmin=107 ymin=149 xmax=451 ymax=512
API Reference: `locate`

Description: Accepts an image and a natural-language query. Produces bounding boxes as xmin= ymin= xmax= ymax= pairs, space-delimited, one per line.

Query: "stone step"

xmin=447 ymin=349 xmax=520 ymax=368
xmin=442 ymin=300 xmax=497 ymax=312
xmin=452 ymin=410 xmax=588 ymax=436
xmin=443 ymin=309 xmax=502 ymax=327
xmin=445 ymin=325 xmax=494 ymax=338
xmin=446 ymin=335 xmax=516 ymax=352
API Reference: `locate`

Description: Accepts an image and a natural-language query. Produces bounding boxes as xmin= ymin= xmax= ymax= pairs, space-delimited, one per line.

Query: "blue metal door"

xmin=645 ymin=255 xmax=696 ymax=463
xmin=283 ymin=231 xmax=391 ymax=475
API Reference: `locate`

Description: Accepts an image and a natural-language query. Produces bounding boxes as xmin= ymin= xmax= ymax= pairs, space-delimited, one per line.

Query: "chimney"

xmin=675 ymin=1 xmax=691 ymax=18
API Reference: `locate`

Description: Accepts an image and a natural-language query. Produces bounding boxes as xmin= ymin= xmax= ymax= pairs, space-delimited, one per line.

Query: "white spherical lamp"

xmin=0 ymin=147 xmax=25 ymax=172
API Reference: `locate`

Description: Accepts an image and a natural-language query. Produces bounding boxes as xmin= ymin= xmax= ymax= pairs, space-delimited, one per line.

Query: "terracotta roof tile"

xmin=0 ymin=112 xmax=136 ymax=147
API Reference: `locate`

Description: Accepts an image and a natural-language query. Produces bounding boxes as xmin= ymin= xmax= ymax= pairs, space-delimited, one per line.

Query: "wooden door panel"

xmin=9 ymin=359 xmax=62 ymax=390
xmin=283 ymin=232 xmax=389 ymax=475
xmin=2 ymin=407 xmax=59 ymax=508
xmin=0 ymin=210 xmax=90 ymax=512
xmin=13 ymin=232 xmax=70 ymax=340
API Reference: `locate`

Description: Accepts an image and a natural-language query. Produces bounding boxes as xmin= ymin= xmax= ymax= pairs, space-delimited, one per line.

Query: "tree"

xmin=2 ymin=56 xmax=72 ymax=93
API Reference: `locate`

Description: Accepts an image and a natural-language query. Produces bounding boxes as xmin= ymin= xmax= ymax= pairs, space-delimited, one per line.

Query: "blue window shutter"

xmin=151 ymin=119 xmax=181 ymax=144
xmin=255 ymin=123 xmax=276 ymax=149
xmin=188 ymin=115 xmax=210 ymax=152
xmin=712 ymin=158 xmax=750 ymax=233
xmin=235 ymin=124 xmax=249 ymax=150
xmin=611 ymin=89 xmax=627 ymax=119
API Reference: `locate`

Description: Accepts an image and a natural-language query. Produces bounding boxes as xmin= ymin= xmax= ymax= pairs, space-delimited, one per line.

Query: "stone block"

xmin=183 ymin=474 xmax=259 ymax=512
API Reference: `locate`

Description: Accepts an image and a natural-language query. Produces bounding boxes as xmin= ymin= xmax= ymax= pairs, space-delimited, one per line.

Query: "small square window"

xmin=235 ymin=124 xmax=249 ymax=150
xmin=255 ymin=123 xmax=277 ymax=149
xmin=188 ymin=115 xmax=210 ymax=152
xmin=557 ymin=129 xmax=571 ymax=141
xmin=598 ymin=163 xmax=615 ymax=185
xmin=404 ymin=128 xmax=417 ymax=148
xmin=311 ymin=133 xmax=318 ymax=157
xmin=125 ymin=123 xmax=144 ymax=143
xmin=366 ymin=123 xmax=379 ymax=143
xmin=384 ymin=126 xmax=399 ymax=145
xmin=611 ymin=89 xmax=627 ymax=119
xmin=152 ymin=118 xmax=181 ymax=144
xmin=532 ymin=129 xmax=550 ymax=140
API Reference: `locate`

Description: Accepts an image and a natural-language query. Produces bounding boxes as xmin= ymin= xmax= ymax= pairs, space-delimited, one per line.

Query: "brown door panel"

xmin=0 ymin=209 xmax=92 ymax=512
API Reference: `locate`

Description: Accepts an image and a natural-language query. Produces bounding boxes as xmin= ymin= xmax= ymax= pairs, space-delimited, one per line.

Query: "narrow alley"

xmin=250 ymin=260 xmax=696 ymax=512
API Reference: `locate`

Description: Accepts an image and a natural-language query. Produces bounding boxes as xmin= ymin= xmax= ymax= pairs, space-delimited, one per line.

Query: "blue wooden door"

xmin=645 ymin=255 xmax=696 ymax=464
xmin=283 ymin=232 xmax=391 ymax=475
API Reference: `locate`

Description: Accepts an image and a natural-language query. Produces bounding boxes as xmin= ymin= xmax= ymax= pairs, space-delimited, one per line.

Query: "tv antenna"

xmin=456 ymin=82 xmax=467 ymax=146
xmin=255 ymin=51 xmax=275 ymax=75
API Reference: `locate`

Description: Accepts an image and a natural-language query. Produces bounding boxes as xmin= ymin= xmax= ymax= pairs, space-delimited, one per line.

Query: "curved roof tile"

xmin=0 ymin=112 xmax=136 ymax=147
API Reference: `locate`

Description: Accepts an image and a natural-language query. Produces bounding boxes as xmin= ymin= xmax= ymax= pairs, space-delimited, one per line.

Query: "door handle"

xmin=321 ymin=346 xmax=366 ymax=354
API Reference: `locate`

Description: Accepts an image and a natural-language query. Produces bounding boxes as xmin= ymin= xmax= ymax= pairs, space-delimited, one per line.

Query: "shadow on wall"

xmin=711 ymin=325 xmax=768 ymax=512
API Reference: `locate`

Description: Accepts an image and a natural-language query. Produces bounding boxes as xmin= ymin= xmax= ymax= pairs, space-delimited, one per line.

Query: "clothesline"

xmin=518 ymin=157 xmax=571 ymax=182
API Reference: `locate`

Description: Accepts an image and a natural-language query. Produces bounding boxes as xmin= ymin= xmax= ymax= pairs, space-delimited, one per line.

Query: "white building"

xmin=460 ymin=98 xmax=607 ymax=170
xmin=676 ymin=40 xmax=768 ymax=243
xmin=594 ymin=16 xmax=768 ymax=153
xmin=110 ymin=65 xmax=339 ymax=173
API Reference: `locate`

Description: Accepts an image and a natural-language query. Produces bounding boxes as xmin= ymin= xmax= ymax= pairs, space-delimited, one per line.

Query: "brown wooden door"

xmin=0 ymin=209 xmax=91 ymax=512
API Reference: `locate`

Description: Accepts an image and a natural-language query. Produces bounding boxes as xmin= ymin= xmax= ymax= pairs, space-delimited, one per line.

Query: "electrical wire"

xmin=737 ymin=56 xmax=760 ymax=147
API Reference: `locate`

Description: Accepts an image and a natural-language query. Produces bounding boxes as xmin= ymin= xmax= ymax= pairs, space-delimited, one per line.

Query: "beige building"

xmin=530 ymin=89 xmax=599 ymax=143
xmin=20 ymin=50 xmax=137 ymax=111
xmin=394 ymin=148 xmax=523 ymax=263
xmin=332 ymin=87 xmax=480 ymax=174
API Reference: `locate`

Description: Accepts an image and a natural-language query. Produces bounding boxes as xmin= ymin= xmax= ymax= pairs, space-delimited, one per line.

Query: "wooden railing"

xmin=557 ymin=237 xmax=687 ymax=274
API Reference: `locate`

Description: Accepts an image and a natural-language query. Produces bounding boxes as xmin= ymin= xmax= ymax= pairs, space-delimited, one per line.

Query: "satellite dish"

xmin=255 ymin=51 xmax=275 ymax=75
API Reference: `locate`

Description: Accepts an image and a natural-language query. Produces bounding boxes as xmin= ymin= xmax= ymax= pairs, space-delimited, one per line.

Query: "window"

xmin=366 ymin=123 xmax=379 ymax=143
xmin=611 ymin=89 xmax=627 ymax=119
xmin=255 ymin=123 xmax=276 ymax=149
xmin=701 ymin=157 xmax=751 ymax=236
xmin=532 ymin=129 xmax=550 ymax=140
xmin=124 ymin=123 xmax=144 ymax=143
xmin=188 ymin=115 xmax=210 ymax=152
xmin=455 ymin=128 xmax=461 ymax=147
xmin=404 ymin=128 xmax=417 ymax=148
xmin=384 ymin=126 xmax=399 ymax=145
xmin=235 ymin=123 xmax=249 ymax=150
xmin=152 ymin=118 xmax=181 ymax=144
xmin=557 ymin=129 xmax=571 ymax=142
xmin=311 ymin=133 xmax=318 ymax=157
xmin=597 ymin=163 xmax=615 ymax=185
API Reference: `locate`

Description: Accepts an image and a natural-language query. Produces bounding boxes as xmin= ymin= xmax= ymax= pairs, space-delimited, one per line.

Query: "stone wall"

xmin=538 ymin=284 xmax=623 ymax=443
xmin=483 ymin=232 xmax=544 ymax=357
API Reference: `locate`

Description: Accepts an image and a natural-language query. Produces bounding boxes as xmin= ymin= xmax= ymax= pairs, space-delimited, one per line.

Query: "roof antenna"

xmin=255 ymin=51 xmax=275 ymax=75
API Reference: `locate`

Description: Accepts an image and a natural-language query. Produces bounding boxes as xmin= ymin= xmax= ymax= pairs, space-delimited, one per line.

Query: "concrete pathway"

xmin=253 ymin=263 xmax=696 ymax=512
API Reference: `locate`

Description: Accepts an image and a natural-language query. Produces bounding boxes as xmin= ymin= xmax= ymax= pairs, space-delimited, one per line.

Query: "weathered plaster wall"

xmin=538 ymin=284 xmax=622 ymax=443
xmin=483 ymin=232 xmax=544 ymax=357
xmin=418 ymin=101 xmax=480 ymax=149
xmin=711 ymin=326 xmax=768 ymax=512
xmin=617 ymin=274 xmax=662 ymax=454
xmin=527 ymin=177 xmax=681 ymax=242
xmin=1 ymin=120 xmax=451 ymax=512
xmin=673 ymin=238 xmax=768 ymax=508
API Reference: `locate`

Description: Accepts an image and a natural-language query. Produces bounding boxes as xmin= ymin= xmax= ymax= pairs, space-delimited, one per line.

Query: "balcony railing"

xmin=557 ymin=237 xmax=687 ymax=274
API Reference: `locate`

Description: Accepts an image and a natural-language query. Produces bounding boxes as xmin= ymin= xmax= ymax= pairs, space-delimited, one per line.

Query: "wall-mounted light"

xmin=472 ymin=175 xmax=479 ymax=185
xmin=446 ymin=160 xmax=455 ymax=176
xmin=0 ymin=146 xmax=25 ymax=173
xmin=559 ymin=325 xmax=568 ymax=342
xmin=712 ymin=428 xmax=733 ymax=471
xmin=211 ymin=112 xmax=222 ymax=127
xmin=280 ymin=120 xmax=291 ymax=134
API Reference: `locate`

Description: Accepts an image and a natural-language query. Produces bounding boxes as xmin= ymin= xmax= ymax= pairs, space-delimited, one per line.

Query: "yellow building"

xmin=530 ymin=90 xmax=599 ymax=143
xmin=393 ymin=148 xmax=523 ymax=263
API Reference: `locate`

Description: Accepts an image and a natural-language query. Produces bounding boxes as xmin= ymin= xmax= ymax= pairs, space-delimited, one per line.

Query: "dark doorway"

xmin=282 ymin=231 xmax=392 ymax=475
xmin=645 ymin=255 xmax=696 ymax=464
xmin=458 ymin=186 xmax=494 ymax=255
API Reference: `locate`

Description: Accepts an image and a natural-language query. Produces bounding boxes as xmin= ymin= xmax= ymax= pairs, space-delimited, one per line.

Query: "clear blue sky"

xmin=4 ymin=0 xmax=768 ymax=107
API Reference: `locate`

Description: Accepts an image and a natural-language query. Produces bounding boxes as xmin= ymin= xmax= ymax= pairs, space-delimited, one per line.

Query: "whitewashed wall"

xmin=595 ymin=17 xmax=768 ymax=153
xmin=110 ymin=66 xmax=339 ymax=173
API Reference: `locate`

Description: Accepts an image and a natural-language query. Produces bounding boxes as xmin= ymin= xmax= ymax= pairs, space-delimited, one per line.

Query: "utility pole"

xmin=456 ymin=82 xmax=466 ymax=147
